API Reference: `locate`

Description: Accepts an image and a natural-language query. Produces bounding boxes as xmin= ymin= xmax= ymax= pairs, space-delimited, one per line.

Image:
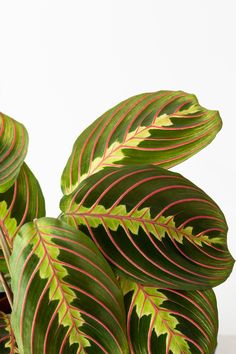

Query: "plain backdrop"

xmin=0 ymin=0 xmax=235 ymax=351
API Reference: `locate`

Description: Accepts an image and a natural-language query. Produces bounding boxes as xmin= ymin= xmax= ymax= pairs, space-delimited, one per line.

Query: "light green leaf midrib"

xmin=121 ymin=280 xmax=191 ymax=354
xmin=80 ymin=110 xmax=176 ymax=181
xmin=64 ymin=204 xmax=222 ymax=247
xmin=27 ymin=221 xmax=90 ymax=351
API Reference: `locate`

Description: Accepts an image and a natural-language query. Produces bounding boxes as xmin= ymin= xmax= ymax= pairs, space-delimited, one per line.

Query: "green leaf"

xmin=0 ymin=312 xmax=18 ymax=353
xmin=0 ymin=112 xmax=28 ymax=193
xmin=60 ymin=165 xmax=234 ymax=290
xmin=10 ymin=217 xmax=129 ymax=354
xmin=120 ymin=278 xmax=218 ymax=354
xmin=0 ymin=163 xmax=46 ymax=273
xmin=61 ymin=90 xmax=222 ymax=195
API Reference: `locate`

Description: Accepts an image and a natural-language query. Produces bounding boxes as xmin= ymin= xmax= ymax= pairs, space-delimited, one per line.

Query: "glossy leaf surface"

xmin=0 ymin=112 xmax=28 ymax=193
xmin=0 ymin=312 xmax=18 ymax=353
xmin=0 ymin=163 xmax=45 ymax=272
xmin=61 ymin=165 xmax=234 ymax=290
xmin=10 ymin=217 xmax=128 ymax=354
xmin=61 ymin=91 xmax=222 ymax=195
xmin=120 ymin=278 xmax=218 ymax=354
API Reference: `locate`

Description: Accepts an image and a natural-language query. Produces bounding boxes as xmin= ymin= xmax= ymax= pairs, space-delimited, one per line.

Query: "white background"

xmin=0 ymin=0 xmax=235 ymax=351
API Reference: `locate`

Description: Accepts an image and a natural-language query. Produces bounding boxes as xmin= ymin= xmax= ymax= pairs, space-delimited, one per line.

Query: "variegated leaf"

xmin=61 ymin=91 xmax=222 ymax=195
xmin=0 ymin=312 xmax=18 ymax=353
xmin=60 ymin=165 xmax=234 ymax=290
xmin=10 ymin=217 xmax=129 ymax=354
xmin=0 ymin=112 xmax=28 ymax=193
xmin=0 ymin=163 xmax=46 ymax=273
xmin=120 ymin=278 xmax=218 ymax=354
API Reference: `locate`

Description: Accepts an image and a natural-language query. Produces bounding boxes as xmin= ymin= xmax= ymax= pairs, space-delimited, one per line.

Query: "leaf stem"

xmin=0 ymin=272 xmax=13 ymax=308
xmin=0 ymin=226 xmax=12 ymax=276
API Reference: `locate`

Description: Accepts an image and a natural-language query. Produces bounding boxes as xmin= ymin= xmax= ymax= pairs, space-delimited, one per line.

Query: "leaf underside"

xmin=120 ymin=278 xmax=218 ymax=354
xmin=0 ymin=163 xmax=46 ymax=273
xmin=61 ymin=90 xmax=222 ymax=195
xmin=0 ymin=112 xmax=28 ymax=193
xmin=60 ymin=165 xmax=234 ymax=290
xmin=10 ymin=217 xmax=129 ymax=354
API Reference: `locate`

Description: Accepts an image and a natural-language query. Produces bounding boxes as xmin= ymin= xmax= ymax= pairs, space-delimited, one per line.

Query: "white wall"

xmin=0 ymin=0 xmax=235 ymax=340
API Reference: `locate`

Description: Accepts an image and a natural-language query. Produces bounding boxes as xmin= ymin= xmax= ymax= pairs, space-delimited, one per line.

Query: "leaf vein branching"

xmin=31 ymin=220 xmax=89 ymax=352
xmin=64 ymin=204 xmax=222 ymax=247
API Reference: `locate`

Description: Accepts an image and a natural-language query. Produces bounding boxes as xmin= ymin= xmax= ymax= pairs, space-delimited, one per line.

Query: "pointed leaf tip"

xmin=61 ymin=90 xmax=222 ymax=194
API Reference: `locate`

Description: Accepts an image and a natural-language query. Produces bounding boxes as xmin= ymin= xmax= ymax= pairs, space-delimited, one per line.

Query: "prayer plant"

xmin=0 ymin=90 xmax=234 ymax=354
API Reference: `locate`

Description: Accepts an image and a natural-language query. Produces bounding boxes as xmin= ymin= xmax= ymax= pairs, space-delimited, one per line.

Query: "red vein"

xmin=139 ymin=285 xmax=204 ymax=353
xmin=88 ymin=97 xmax=136 ymax=174
xmin=165 ymin=289 xmax=215 ymax=330
xmin=121 ymin=220 xmax=207 ymax=285
xmin=31 ymin=276 xmax=53 ymax=353
xmin=0 ymin=118 xmax=16 ymax=164
xmin=62 ymin=280 xmax=125 ymax=336
xmin=70 ymin=168 xmax=120 ymax=210
xmin=100 ymin=217 xmax=176 ymax=286
xmin=152 ymin=93 xmax=186 ymax=122
xmin=141 ymin=221 xmax=221 ymax=282
xmin=83 ymin=217 xmax=145 ymax=283
xmin=0 ymin=113 xmax=5 ymax=138
xmin=41 ymin=229 xmax=120 ymax=282
xmin=42 ymin=240 xmax=121 ymax=308
xmin=84 ymin=168 xmax=156 ymax=213
xmin=12 ymin=166 xmax=30 ymax=241
xmin=108 ymin=175 xmax=184 ymax=212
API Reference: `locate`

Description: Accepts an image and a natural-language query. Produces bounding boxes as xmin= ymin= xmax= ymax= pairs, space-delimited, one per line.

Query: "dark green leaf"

xmin=120 ymin=278 xmax=218 ymax=354
xmin=10 ymin=218 xmax=129 ymax=354
xmin=60 ymin=165 xmax=234 ymax=290
xmin=0 ymin=163 xmax=46 ymax=273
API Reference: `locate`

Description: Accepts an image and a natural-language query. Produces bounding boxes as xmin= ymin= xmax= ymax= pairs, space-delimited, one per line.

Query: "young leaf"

xmin=61 ymin=91 xmax=222 ymax=195
xmin=10 ymin=217 xmax=129 ymax=354
xmin=0 ymin=112 xmax=28 ymax=193
xmin=0 ymin=312 xmax=18 ymax=353
xmin=120 ymin=278 xmax=218 ymax=354
xmin=60 ymin=165 xmax=235 ymax=290
xmin=0 ymin=163 xmax=46 ymax=273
